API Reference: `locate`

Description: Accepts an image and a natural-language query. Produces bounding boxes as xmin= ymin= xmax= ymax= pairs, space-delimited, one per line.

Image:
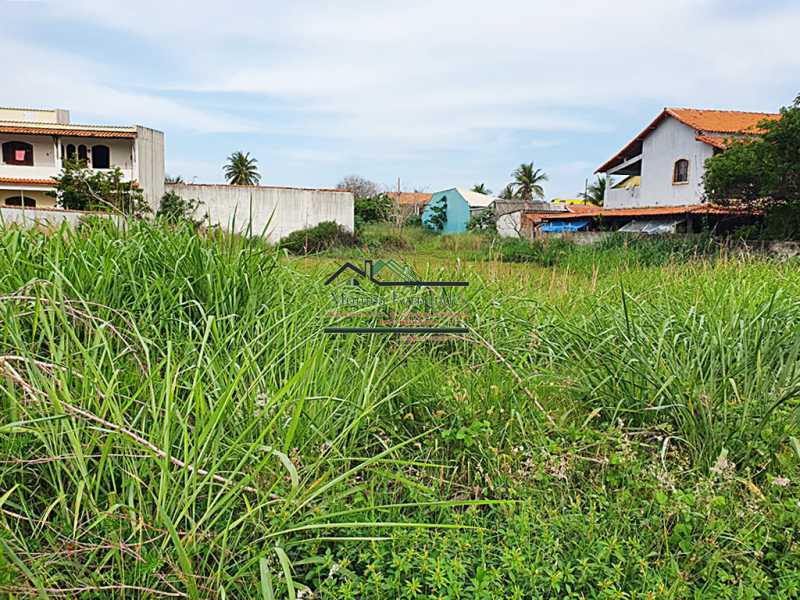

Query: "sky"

xmin=2 ymin=0 xmax=800 ymax=199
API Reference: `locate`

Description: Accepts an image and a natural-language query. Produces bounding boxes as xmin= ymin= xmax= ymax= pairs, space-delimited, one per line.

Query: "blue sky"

xmin=2 ymin=0 xmax=799 ymax=198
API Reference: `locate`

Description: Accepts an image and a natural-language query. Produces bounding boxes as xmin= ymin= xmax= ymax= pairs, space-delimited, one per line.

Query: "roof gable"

xmin=454 ymin=188 xmax=498 ymax=207
xmin=597 ymin=107 xmax=780 ymax=173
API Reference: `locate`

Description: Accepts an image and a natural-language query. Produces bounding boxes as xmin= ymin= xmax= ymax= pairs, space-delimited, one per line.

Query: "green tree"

xmin=224 ymin=152 xmax=261 ymax=185
xmin=49 ymin=158 xmax=149 ymax=216
xmin=164 ymin=174 xmax=184 ymax=184
xmin=704 ymin=93 xmax=800 ymax=238
xmin=467 ymin=209 xmax=496 ymax=232
xmin=157 ymin=191 xmax=204 ymax=226
xmin=354 ymin=193 xmax=393 ymax=230
xmin=471 ymin=183 xmax=491 ymax=195
xmin=511 ymin=163 xmax=548 ymax=200
xmin=579 ymin=176 xmax=607 ymax=206
xmin=499 ymin=184 xmax=515 ymax=200
xmin=427 ymin=196 xmax=448 ymax=231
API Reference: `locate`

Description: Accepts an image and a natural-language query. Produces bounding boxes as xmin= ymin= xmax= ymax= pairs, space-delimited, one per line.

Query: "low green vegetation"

xmin=0 ymin=221 xmax=798 ymax=597
xmin=278 ymin=220 xmax=360 ymax=254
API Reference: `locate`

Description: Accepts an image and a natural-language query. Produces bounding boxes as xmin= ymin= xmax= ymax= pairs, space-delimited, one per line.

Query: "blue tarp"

xmin=539 ymin=219 xmax=591 ymax=233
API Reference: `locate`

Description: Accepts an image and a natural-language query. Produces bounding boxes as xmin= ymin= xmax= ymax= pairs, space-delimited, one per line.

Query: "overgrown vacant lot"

xmin=0 ymin=221 xmax=798 ymax=598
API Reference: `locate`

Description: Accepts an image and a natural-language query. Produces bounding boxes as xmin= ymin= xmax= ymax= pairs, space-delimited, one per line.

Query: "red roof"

xmin=0 ymin=177 xmax=55 ymax=187
xmin=564 ymin=203 xmax=601 ymax=214
xmin=0 ymin=125 xmax=136 ymax=139
xmin=523 ymin=204 xmax=755 ymax=223
xmin=668 ymin=108 xmax=779 ymax=134
xmin=597 ymin=108 xmax=780 ymax=173
xmin=387 ymin=192 xmax=432 ymax=206
xmin=695 ymin=135 xmax=731 ymax=150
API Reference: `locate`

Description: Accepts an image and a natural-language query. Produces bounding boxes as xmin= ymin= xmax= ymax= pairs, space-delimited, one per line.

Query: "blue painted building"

xmin=422 ymin=188 xmax=497 ymax=233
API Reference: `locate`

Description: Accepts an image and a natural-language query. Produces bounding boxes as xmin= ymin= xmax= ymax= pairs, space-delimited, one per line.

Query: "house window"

xmin=65 ymin=144 xmax=76 ymax=160
xmin=673 ymin=159 xmax=689 ymax=184
xmin=78 ymin=145 xmax=88 ymax=162
xmin=4 ymin=195 xmax=36 ymax=207
xmin=2 ymin=141 xmax=34 ymax=166
xmin=92 ymin=145 xmax=110 ymax=168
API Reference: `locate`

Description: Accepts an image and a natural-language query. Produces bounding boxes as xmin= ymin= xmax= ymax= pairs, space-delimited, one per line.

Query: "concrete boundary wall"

xmin=165 ymin=183 xmax=354 ymax=242
xmin=0 ymin=206 xmax=118 ymax=228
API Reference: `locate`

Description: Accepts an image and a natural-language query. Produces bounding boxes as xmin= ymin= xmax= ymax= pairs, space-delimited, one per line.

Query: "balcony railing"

xmin=0 ymin=164 xmax=133 ymax=183
xmin=604 ymin=186 xmax=640 ymax=209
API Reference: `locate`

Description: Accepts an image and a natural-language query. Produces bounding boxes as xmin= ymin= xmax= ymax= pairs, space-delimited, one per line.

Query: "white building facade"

xmin=0 ymin=107 xmax=164 ymax=211
xmin=598 ymin=108 xmax=779 ymax=209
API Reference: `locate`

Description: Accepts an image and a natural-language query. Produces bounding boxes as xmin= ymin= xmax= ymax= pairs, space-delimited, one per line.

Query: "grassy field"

xmin=0 ymin=220 xmax=798 ymax=598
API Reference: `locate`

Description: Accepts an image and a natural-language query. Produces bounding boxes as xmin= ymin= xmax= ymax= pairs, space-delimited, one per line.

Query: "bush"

xmin=156 ymin=191 xmax=204 ymax=225
xmin=49 ymin=158 xmax=149 ymax=217
xmin=403 ymin=213 xmax=422 ymax=227
xmin=279 ymin=221 xmax=359 ymax=254
xmin=467 ymin=208 xmax=497 ymax=232
xmin=354 ymin=193 xmax=393 ymax=228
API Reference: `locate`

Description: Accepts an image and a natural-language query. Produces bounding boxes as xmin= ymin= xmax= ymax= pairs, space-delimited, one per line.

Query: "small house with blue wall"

xmin=422 ymin=188 xmax=497 ymax=233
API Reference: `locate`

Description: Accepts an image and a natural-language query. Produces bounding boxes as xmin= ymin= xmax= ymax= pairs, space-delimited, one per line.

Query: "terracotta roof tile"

xmin=0 ymin=177 xmax=56 ymax=187
xmin=386 ymin=192 xmax=432 ymax=206
xmin=0 ymin=125 xmax=136 ymax=138
xmin=667 ymin=108 xmax=779 ymax=134
xmin=523 ymin=204 xmax=756 ymax=223
xmin=565 ymin=203 xmax=601 ymax=214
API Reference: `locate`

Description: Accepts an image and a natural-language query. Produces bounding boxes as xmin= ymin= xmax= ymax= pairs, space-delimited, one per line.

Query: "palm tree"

xmin=499 ymin=184 xmax=515 ymax=200
xmin=224 ymin=152 xmax=261 ymax=185
xmin=164 ymin=174 xmax=184 ymax=184
xmin=471 ymin=183 xmax=491 ymax=195
xmin=579 ymin=175 xmax=607 ymax=206
xmin=511 ymin=163 xmax=548 ymax=200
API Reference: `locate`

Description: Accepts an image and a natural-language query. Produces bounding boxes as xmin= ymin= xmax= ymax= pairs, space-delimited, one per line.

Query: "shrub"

xmin=156 ymin=191 xmax=204 ymax=225
xmin=427 ymin=196 xmax=448 ymax=231
xmin=354 ymin=193 xmax=393 ymax=227
xmin=404 ymin=213 xmax=422 ymax=227
xmin=49 ymin=158 xmax=150 ymax=217
xmin=278 ymin=221 xmax=359 ymax=254
xmin=467 ymin=208 xmax=497 ymax=232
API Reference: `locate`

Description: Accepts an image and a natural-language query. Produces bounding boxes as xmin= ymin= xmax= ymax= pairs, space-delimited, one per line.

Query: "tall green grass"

xmin=0 ymin=221 xmax=798 ymax=597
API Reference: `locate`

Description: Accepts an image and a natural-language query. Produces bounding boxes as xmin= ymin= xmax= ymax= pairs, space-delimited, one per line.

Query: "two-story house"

xmin=0 ymin=107 xmax=164 ymax=211
xmin=597 ymin=108 xmax=780 ymax=209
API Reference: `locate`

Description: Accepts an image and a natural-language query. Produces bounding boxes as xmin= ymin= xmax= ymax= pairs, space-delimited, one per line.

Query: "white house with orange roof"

xmin=597 ymin=108 xmax=780 ymax=209
xmin=0 ymin=107 xmax=164 ymax=211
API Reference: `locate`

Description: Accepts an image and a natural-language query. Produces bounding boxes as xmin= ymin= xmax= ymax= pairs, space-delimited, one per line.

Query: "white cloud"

xmin=0 ymin=37 xmax=251 ymax=133
xmin=3 ymin=0 xmax=800 ymax=195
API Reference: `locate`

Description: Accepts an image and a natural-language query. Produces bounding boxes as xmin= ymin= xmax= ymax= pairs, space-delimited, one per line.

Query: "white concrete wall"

xmin=135 ymin=126 xmax=165 ymax=213
xmin=0 ymin=206 xmax=118 ymax=228
xmin=606 ymin=117 xmax=713 ymax=209
xmin=165 ymin=183 xmax=354 ymax=242
xmin=0 ymin=108 xmax=69 ymax=123
xmin=497 ymin=211 xmax=522 ymax=237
